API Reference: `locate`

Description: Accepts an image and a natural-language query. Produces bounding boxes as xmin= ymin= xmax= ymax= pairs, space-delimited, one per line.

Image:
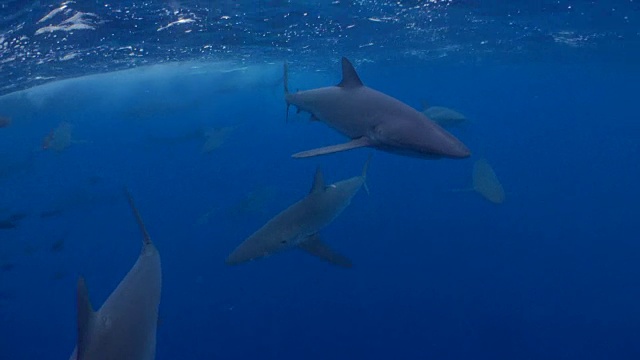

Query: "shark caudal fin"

xmin=284 ymin=61 xmax=291 ymax=122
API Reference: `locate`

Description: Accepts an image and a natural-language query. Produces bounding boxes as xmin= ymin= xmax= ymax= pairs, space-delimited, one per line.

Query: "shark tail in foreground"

xmin=71 ymin=187 xmax=161 ymax=360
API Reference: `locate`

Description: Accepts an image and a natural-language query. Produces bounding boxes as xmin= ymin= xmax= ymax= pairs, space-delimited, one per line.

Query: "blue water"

xmin=1 ymin=1 xmax=640 ymax=359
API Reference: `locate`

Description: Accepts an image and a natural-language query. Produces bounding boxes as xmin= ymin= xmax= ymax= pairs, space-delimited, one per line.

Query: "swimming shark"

xmin=226 ymin=158 xmax=371 ymax=267
xmin=68 ymin=189 xmax=161 ymax=360
xmin=284 ymin=57 xmax=471 ymax=159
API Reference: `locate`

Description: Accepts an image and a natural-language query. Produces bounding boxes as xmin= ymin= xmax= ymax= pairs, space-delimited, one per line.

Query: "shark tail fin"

xmin=362 ymin=154 xmax=372 ymax=195
xmin=123 ymin=187 xmax=152 ymax=246
xmin=284 ymin=61 xmax=290 ymax=123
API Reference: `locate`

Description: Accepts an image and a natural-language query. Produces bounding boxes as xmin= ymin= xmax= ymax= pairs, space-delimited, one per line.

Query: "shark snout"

xmin=226 ymin=247 xmax=254 ymax=265
xmin=225 ymin=246 xmax=249 ymax=265
xmin=420 ymin=121 xmax=471 ymax=158
xmin=440 ymin=138 xmax=471 ymax=158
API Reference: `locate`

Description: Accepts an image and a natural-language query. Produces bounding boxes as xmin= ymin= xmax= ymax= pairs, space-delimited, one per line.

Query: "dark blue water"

xmin=1 ymin=1 xmax=640 ymax=359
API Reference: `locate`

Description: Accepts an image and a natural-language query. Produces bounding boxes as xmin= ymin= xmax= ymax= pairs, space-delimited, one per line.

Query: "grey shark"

xmin=68 ymin=189 xmax=161 ymax=360
xmin=284 ymin=57 xmax=470 ymax=159
xmin=226 ymin=158 xmax=371 ymax=267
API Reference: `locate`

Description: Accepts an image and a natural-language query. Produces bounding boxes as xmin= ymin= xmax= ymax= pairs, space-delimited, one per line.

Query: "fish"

xmin=472 ymin=158 xmax=505 ymax=204
xmin=284 ymin=57 xmax=470 ymax=159
xmin=42 ymin=122 xmax=87 ymax=152
xmin=0 ymin=212 xmax=28 ymax=230
xmin=452 ymin=158 xmax=505 ymax=204
xmin=0 ymin=116 xmax=11 ymax=128
xmin=228 ymin=186 xmax=276 ymax=217
xmin=226 ymin=157 xmax=371 ymax=267
xmin=51 ymin=238 xmax=65 ymax=252
xmin=0 ymin=219 xmax=17 ymax=229
xmin=68 ymin=189 xmax=161 ymax=360
xmin=421 ymin=101 xmax=467 ymax=128
xmin=201 ymin=126 xmax=235 ymax=154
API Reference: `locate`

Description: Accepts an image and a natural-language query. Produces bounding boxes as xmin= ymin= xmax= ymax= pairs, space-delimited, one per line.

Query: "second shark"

xmin=226 ymin=158 xmax=371 ymax=267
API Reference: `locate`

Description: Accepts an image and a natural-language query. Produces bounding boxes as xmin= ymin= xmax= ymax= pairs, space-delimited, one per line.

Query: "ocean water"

xmin=1 ymin=1 xmax=639 ymax=359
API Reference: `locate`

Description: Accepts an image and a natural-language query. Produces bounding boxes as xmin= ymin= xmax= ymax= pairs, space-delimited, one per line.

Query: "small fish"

xmin=452 ymin=158 xmax=505 ymax=204
xmin=51 ymin=238 xmax=65 ymax=252
xmin=472 ymin=158 xmax=505 ymax=204
xmin=0 ymin=219 xmax=17 ymax=229
xmin=0 ymin=212 xmax=27 ymax=229
xmin=40 ymin=209 xmax=65 ymax=219
xmin=51 ymin=270 xmax=68 ymax=280
xmin=42 ymin=129 xmax=56 ymax=150
xmin=42 ymin=122 xmax=84 ymax=152
xmin=0 ymin=263 xmax=15 ymax=272
xmin=0 ymin=116 xmax=11 ymax=128
xmin=421 ymin=101 xmax=468 ymax=128
xmin=201 ymin=126 xmax=235 ymax=154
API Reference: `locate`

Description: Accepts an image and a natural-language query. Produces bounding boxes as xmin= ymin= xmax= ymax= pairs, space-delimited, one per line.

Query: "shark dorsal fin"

xmin=310 ymin=167 xmax=325 ymax=193
xmin=337 ymin=57 xmax=363 ymax=88
xmin=76 ymin=276 xmax=95 ymax=359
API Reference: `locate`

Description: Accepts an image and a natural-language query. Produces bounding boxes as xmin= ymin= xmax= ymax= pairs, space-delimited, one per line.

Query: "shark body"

xmin=285 ymin=57 xmax=470 ymax=159
xmin=226 ymin=159 xmax=370 ymax=267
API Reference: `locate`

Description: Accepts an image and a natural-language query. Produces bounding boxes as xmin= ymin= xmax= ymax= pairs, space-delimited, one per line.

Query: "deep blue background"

xmin=1 ymin=18 xmax=640 ymax=360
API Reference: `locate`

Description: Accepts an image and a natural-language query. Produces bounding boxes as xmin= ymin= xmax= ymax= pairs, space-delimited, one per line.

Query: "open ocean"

xmin=1 ymin=1 xmax=639 ymax=359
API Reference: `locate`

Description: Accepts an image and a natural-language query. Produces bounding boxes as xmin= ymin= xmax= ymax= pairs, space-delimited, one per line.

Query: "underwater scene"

xmin=1 ymin=1 xmax=639 ymax=359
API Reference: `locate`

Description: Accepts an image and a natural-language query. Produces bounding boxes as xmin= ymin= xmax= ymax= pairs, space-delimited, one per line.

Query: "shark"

xmin=68 ymin=189 xmax=161 ymax=360
xmin=226 ymin=158 xmax=371 ymax=267
xmin=284 ymin=57 xmax=471 ymax=159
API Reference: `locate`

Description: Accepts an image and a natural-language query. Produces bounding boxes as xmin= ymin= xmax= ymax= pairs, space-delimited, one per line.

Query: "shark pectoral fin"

xmin=299 ymin=234 xmax=352 ymax=268
xmin=77 ymin=276 xmax=96 ymax=358
xmin=292 ymin=137 xmax=372 ymax=158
